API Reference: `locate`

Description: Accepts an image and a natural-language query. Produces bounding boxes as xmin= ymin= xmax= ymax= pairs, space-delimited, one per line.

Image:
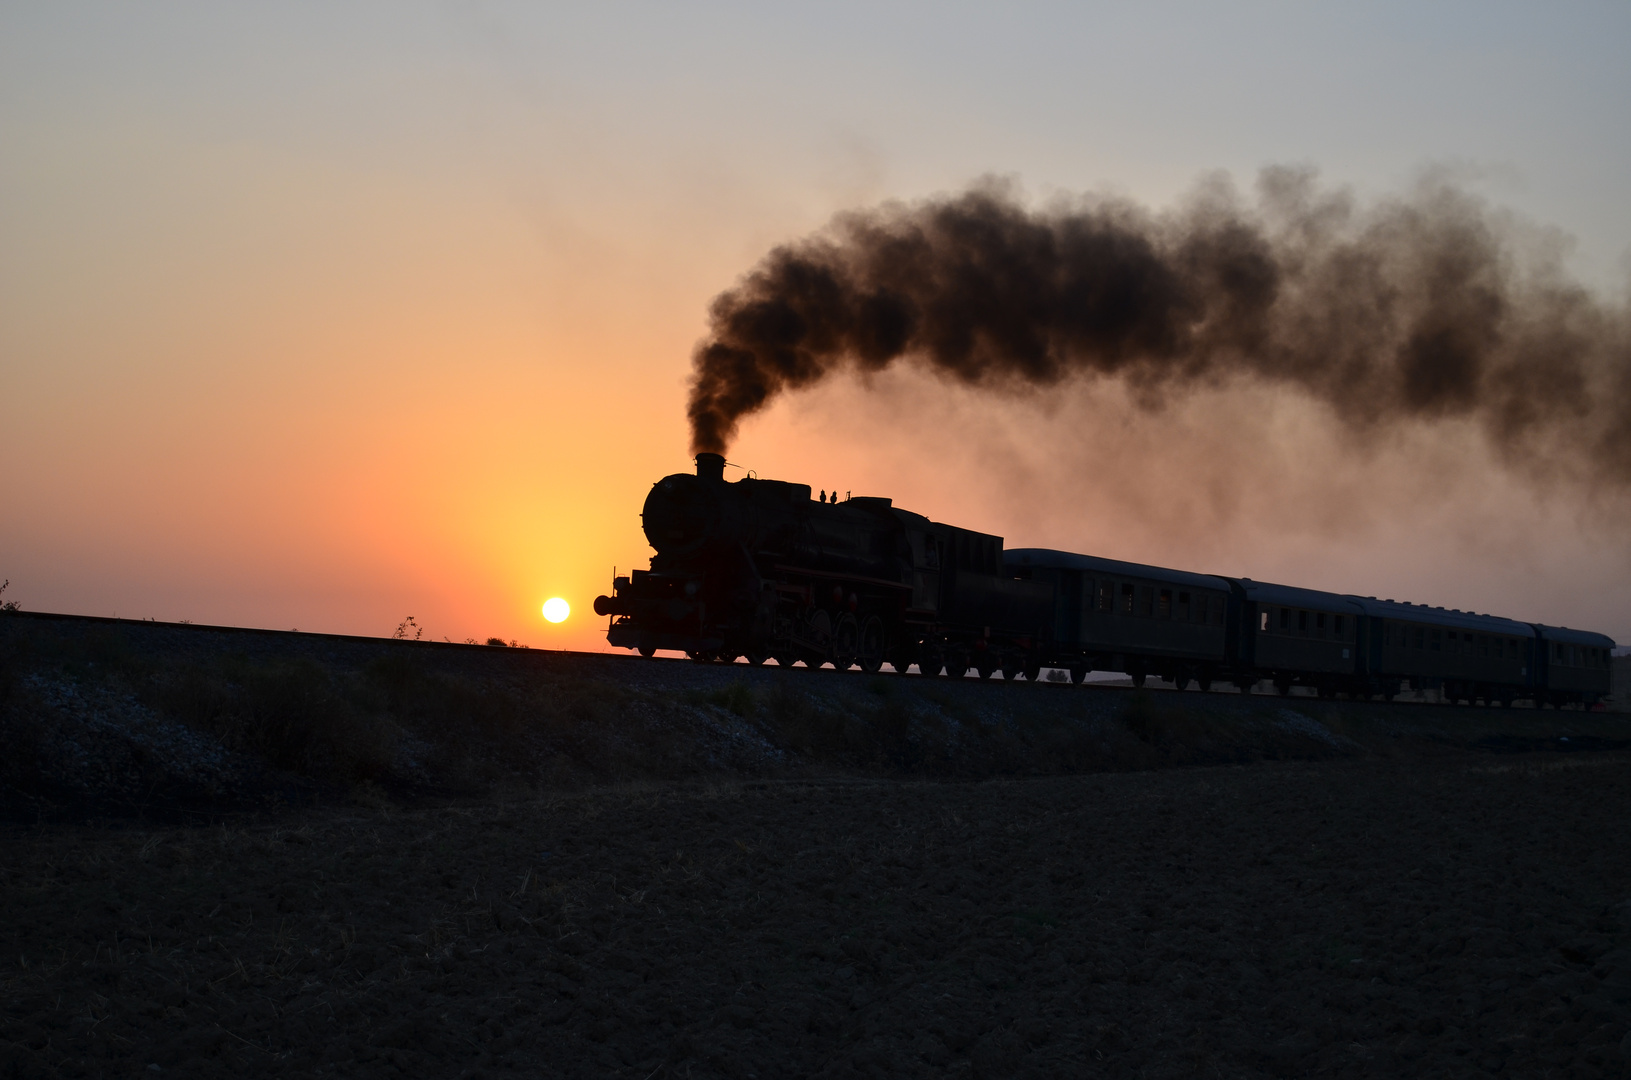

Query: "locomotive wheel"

xmin=975 ymin=659 xmax=996 ymax=679
xmin=1020 ymin=661 xmax=1042 ymax=682
xmin=638 ymin=643 xmax=656 ymax=658
xmin=857 ymin=616 xmax=885 ymax=673
xmin=772 ymin=652 xmax=796 ymax=668
xmin=832 ymin=613 xmax=859 ymax=670
xmin=745 ymin=650 xmax=770 ymax=666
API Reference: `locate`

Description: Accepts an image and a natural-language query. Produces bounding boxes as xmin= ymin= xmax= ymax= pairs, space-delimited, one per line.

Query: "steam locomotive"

xmin=593 ymin=454 xmax=1616 ymax=707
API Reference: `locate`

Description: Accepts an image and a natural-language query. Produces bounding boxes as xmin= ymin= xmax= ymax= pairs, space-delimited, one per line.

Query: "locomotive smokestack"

xmin=695 ymin=452 xmax=726 ymax=483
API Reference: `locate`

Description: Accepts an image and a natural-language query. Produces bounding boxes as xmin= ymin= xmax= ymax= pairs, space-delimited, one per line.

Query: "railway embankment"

xmin=1 ymin=610 xmax=1626 ymax=822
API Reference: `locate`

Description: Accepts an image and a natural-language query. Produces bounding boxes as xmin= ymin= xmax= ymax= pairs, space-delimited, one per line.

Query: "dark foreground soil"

xmin=5 ymin=754 xmax=1631 ymax=1079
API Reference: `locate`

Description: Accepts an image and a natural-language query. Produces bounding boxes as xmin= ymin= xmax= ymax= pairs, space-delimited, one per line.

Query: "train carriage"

xmin=1533 ymin=625 xmax=1615 ymax=706
xmin=1231 ymin=580 xmax=1362 ymax=695
xmin=1346 ymin=598 xmax=1533 ymax=704
xmin=1006 ymin=549 xmax=1230 ymax=686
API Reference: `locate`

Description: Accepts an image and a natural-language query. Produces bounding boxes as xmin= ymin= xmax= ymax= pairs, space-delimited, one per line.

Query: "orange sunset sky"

xmin=4 ymin=4 xmax=1630 ymax=651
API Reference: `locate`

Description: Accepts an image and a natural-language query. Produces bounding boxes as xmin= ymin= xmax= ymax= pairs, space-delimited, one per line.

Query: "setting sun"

xmin=542 ymin=597 xmax=570 ymax=624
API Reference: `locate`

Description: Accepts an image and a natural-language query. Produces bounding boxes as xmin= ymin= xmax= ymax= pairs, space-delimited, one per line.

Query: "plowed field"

xmin=5 ymin=754 xmax=1630 ymax=1078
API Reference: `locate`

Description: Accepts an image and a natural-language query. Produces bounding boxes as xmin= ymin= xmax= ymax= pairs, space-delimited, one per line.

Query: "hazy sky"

xmin=4 ymin=1 xmax=1629 ymax=648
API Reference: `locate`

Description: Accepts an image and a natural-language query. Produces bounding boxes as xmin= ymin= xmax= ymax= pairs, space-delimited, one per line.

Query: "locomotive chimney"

xmin=695 ymin=452 xmax=726 ymax=483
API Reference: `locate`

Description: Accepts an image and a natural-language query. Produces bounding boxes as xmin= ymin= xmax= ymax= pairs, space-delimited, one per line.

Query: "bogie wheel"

xmin=1130 ymin=671 xmax=1147 ymax=689
xmin=975 ymin=661 xmax=996 ymax=679
xmin=1020 ymin=662 xmax=1042 ymax=683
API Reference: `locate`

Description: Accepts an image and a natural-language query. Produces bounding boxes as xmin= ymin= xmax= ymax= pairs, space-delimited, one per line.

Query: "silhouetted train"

xmin=594 ymin=454 xmax=1616 ymax=707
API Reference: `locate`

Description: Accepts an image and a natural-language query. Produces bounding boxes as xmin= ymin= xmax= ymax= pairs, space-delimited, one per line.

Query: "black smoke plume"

xmin=688 ymin=168 xmax=1631 ymax=491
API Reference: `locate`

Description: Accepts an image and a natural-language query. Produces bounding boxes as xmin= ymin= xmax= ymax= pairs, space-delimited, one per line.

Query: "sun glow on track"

xmin=542 ymin=597 xmax=570 ymax=624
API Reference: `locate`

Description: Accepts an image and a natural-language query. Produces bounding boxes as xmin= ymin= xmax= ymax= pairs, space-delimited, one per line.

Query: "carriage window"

xmin=1178 ymin=591 xmax=1191 ymax=620
xmin=1508 ymin=639 xmax=1518 ymax=659
xmin=1334 ymin=615 xmax=1344 ymax=637
xmin=1430 ymin=629 xmax=1441 ymax=651
xmin=1298 ymin=610 xmax=1308 ymax=633
xmin=1215 ymin=599 xmax=1225 ymax=626
xmin=1120 ymin=583 xmax=1134 ymax=614
xmin=1139 ymin=586 xmax=1155 ymax=617
xmin=1158 ymin=589 xmax=1172 ymax=618
xmin=1098 ymin=580 xmax=1113 ymax=611
xmin=1260 ymin=610 xmax=1269 ymax=632
xmin=1315 ymin=612 xmax=1326 ymax=633
xmin=1195 ymin=595 xmax=1207 ymax=623
xmin=1279 ymin=608 xmax=1290 ymax=630
xmin=1479 ymin=635 xmax=1489 ymax=656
